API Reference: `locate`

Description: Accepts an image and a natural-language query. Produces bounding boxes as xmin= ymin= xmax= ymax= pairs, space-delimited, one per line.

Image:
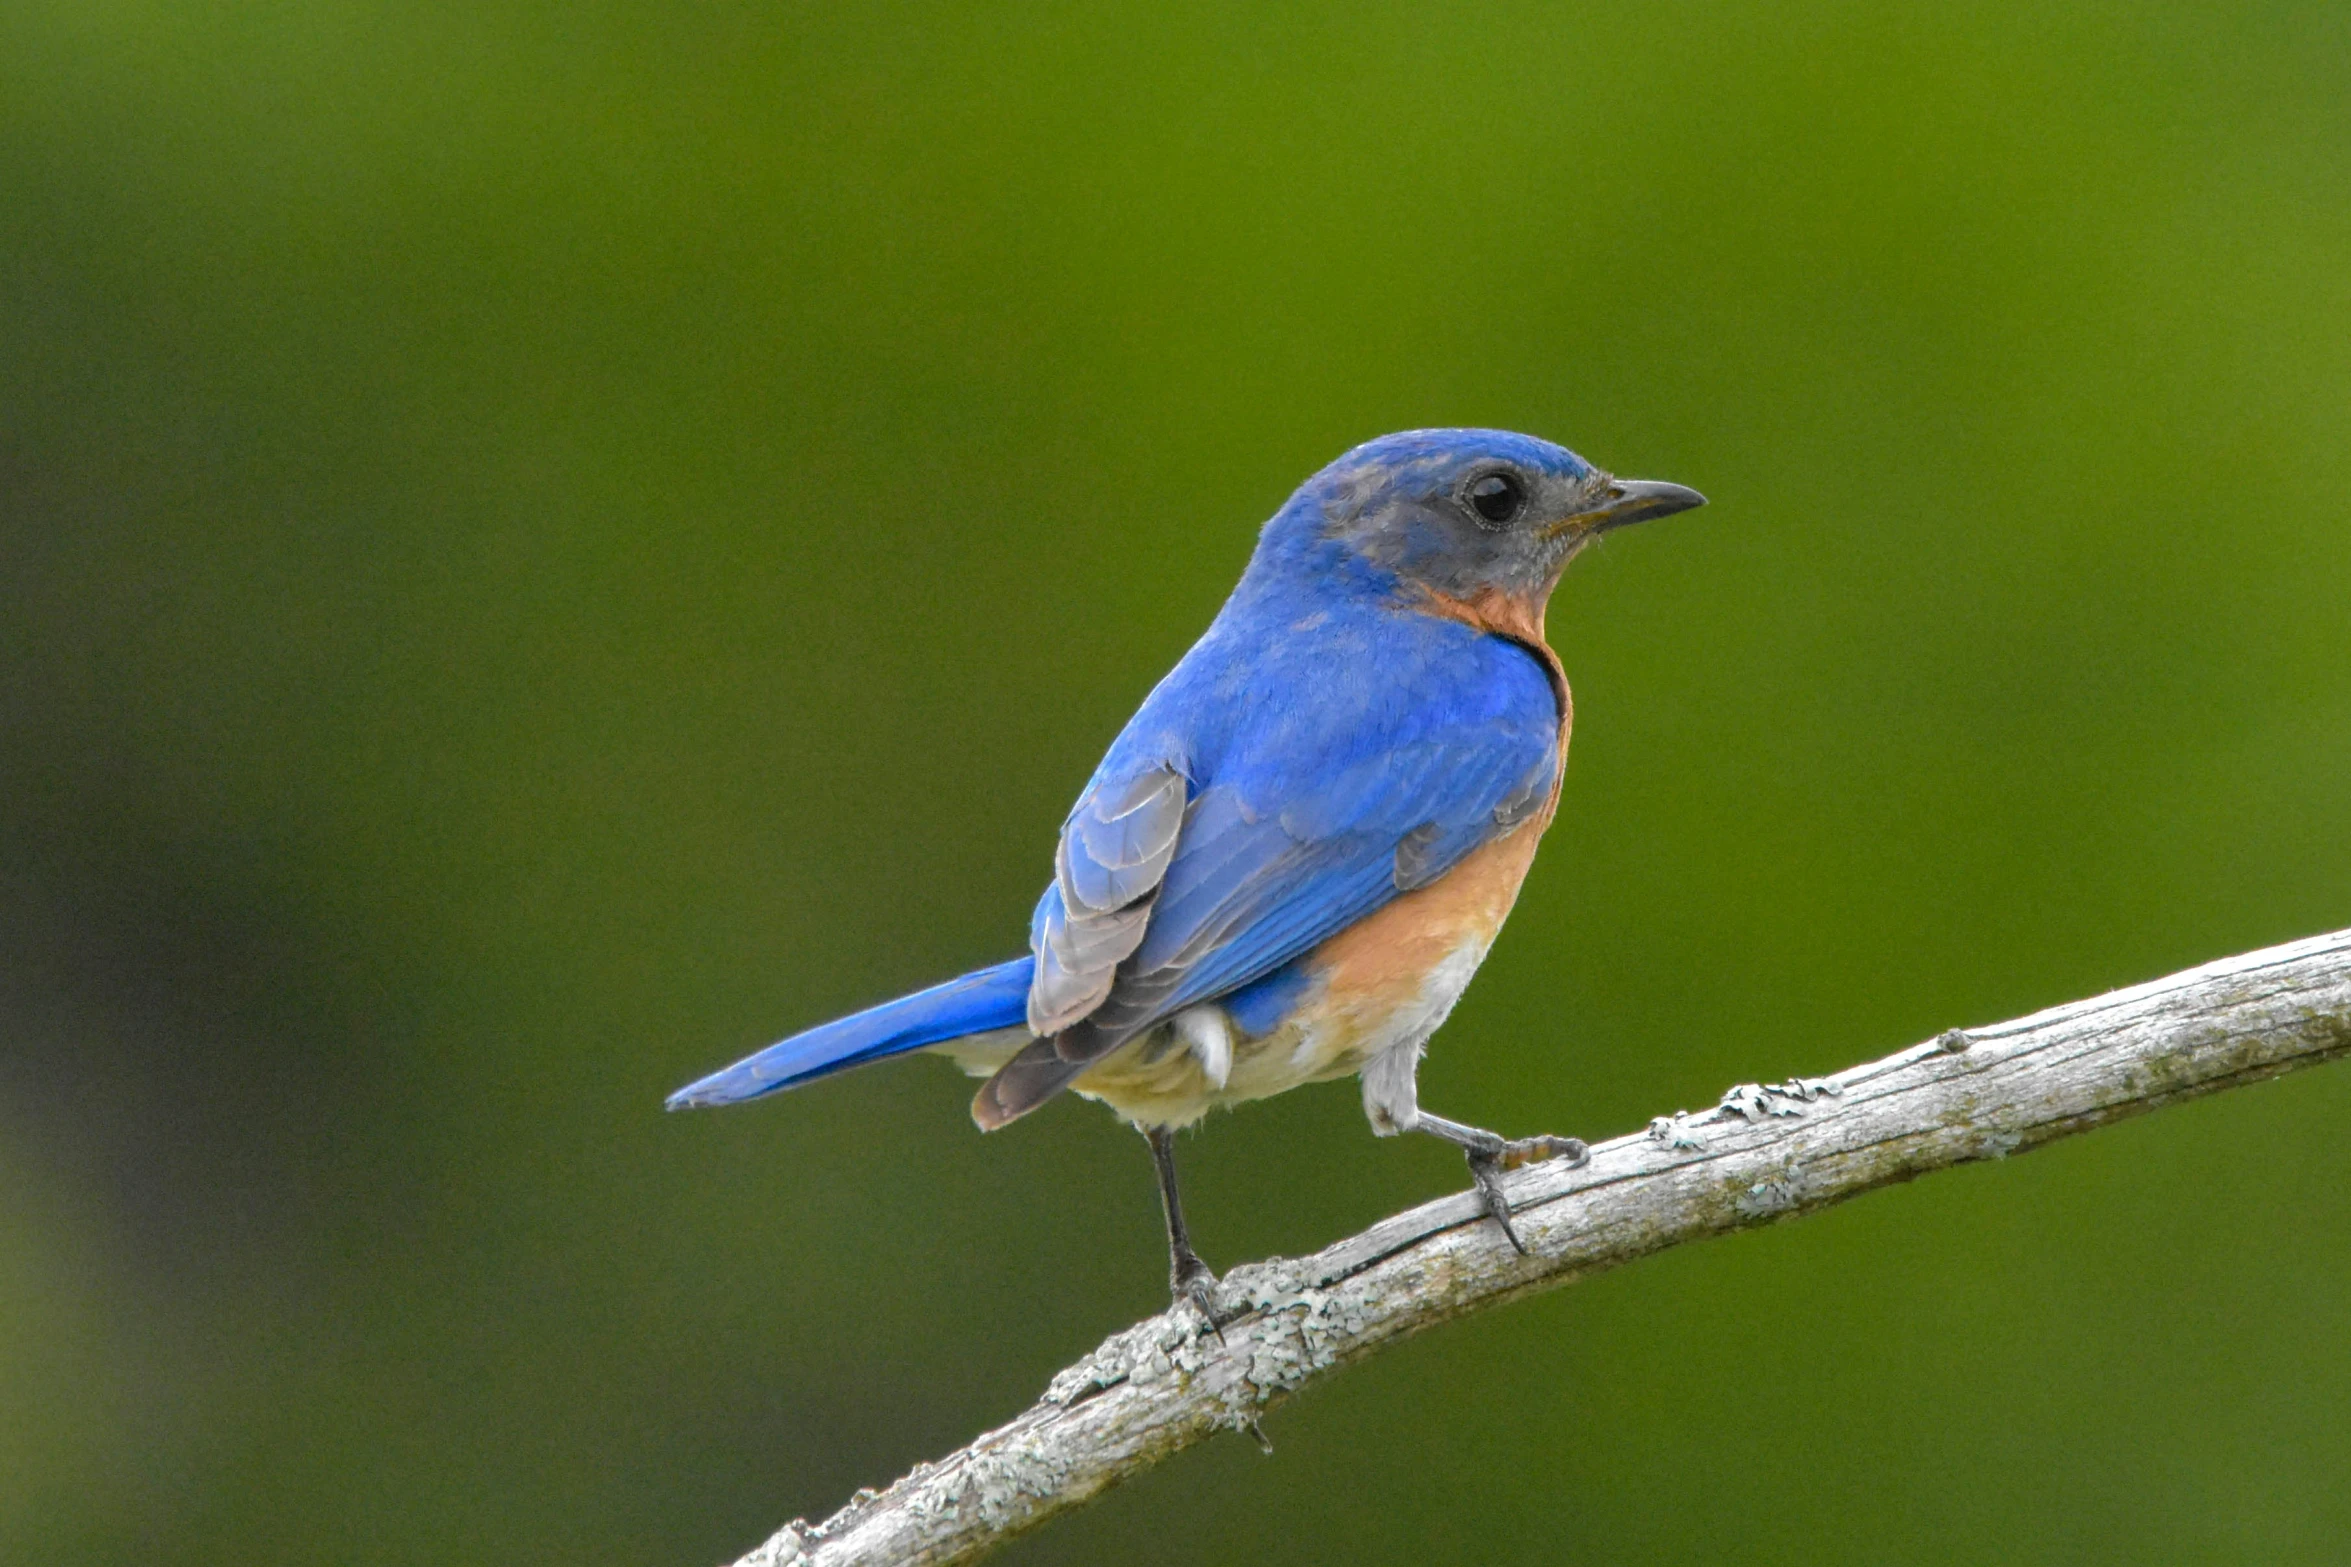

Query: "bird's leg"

xmin=1413 ymin=1111 xmax=1589 ymax=1254
xmin=1145 ymin=1125 xmax=1223 ymax=1338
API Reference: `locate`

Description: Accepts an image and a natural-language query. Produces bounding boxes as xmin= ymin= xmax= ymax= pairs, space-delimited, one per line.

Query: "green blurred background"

xmin=5 ymin=2 xmax=2350 ymax=1562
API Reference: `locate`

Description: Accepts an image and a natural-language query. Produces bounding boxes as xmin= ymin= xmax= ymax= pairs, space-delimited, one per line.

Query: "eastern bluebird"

xmin=670 ymin=429 xmax=1704 ymax=1319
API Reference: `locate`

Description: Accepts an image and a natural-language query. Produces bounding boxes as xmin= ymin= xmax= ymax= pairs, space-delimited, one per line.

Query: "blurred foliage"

xmin=4 ymin=2 xmax=2350 ymax=1562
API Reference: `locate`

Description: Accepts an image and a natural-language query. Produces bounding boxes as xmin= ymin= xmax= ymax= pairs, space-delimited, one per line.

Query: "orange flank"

xmin=1303 ymin=821 xmax=1546 ymax=1054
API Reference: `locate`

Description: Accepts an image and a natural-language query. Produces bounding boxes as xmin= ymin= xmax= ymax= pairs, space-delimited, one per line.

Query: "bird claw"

xmin=1464 ymin=1133 xmax=1588 ymax=1253
xmin=1172 ymin=1252 xmax=1227 ymax=1344
xmin=1465 ymin=1151 xmax=1528 ymax=1252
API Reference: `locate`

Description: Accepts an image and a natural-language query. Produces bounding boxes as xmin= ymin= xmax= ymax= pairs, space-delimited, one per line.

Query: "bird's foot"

xmin=1411 ymin=1112 xmax=1587 ymax=1252
xmin=1171 ymin=1248 xmax=1226 ymax=1343
xmin=1455 ymin=1129 xmax=1589 ymax=1255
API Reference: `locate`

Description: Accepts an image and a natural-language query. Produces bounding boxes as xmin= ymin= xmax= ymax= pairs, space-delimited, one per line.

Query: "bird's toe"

xmin=1498 ymin=1133 xmax=1588 ymax=1172
xmin=1171 ymin=1254 xmax=1227 ymax=1342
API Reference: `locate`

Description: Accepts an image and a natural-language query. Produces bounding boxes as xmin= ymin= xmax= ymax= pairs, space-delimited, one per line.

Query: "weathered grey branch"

xmin=740 ymin=928 xmax=2351 ymax=1567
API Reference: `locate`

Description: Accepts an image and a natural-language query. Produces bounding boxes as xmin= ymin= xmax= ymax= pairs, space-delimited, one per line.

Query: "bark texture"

xmin=736 ymin=928 xmax=2351 ymax=1567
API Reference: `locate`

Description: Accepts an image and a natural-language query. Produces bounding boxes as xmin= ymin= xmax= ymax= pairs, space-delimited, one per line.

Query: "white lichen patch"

xmin=1648 ymin=1112 xmax=1707 ymax=1150
xmin=1732 ymin=1163 xmax=1821 ymax=1219
xmin=739 ymin=1521 xmax=811 ymax=1565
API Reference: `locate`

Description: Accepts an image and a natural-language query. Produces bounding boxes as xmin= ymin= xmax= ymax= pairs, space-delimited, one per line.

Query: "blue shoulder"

xmin=1091 ymin=583 xmax=1556 ymax=800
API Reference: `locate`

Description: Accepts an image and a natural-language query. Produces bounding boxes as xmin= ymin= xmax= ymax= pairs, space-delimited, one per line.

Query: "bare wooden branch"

xmin=736 ymin=928 xmax=2351 ymax=1567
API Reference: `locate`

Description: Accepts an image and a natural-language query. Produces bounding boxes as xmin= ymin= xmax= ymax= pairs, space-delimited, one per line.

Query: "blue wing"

xmin=977 ymin=601 xmax=1559 ymax=1125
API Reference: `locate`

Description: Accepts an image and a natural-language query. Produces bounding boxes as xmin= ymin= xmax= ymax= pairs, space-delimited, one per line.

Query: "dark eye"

xmin=1466 ymin=471 xmax=1526 ymax=525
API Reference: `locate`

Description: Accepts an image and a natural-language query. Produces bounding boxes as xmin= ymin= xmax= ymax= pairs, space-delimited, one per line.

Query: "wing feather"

xmin=1027 ymin=765 xmax=1185 ymax=1035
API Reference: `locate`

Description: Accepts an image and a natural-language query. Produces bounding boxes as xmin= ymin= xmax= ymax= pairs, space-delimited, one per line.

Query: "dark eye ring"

xmin=1466 ymin=471 xmax=1527 ymax=526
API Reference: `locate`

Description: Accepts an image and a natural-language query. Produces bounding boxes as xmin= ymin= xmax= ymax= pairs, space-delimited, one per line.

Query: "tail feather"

xmin=970 ymin=1036 xmax=1094 ymax=1129
xmin=666 ymin=957 xmax=1034 ymax=1110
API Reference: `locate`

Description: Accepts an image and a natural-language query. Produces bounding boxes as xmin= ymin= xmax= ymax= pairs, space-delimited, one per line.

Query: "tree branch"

xmin=737 ymin=928 xmax=2351 ymax=1567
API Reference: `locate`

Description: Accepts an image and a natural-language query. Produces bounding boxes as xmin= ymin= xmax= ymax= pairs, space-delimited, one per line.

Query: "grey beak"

xmin=1581 ymin=477 xmax=1708 ymax=533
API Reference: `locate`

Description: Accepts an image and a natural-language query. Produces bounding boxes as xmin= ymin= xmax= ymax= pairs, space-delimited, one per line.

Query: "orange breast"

xmin=1308 ymin=822 xmax=1546 ymax=1020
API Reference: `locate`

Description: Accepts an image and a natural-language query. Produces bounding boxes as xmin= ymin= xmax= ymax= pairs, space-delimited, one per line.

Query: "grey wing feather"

xmin=1027 ymin=766 xmax=1186 ymax=1036
xmin=1393 ymin=821 xmax=1447 ymax=890
xmin=1049 ymin=784 xmax=1319 ymax=1061
xmin=1492 ymin=769 xmax=1547 ymax=828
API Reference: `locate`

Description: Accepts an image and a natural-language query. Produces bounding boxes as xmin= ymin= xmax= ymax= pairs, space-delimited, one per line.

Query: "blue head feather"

xmin=1242 ymin=428 xmax=1608 ymax=606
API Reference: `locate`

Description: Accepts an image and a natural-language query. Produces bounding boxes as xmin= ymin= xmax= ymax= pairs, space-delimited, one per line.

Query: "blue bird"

xmin=669 ymin=429 xmax=1704 ymax=1318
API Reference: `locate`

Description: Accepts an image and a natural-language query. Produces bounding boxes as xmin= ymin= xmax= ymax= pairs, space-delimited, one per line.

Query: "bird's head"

xmin=1269 ymin=428 xmax=1705 ymax=618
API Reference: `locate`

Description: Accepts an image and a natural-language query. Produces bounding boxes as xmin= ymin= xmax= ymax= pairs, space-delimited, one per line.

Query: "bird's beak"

xmin=1548 ymin=477 xmax=1708 ymax=539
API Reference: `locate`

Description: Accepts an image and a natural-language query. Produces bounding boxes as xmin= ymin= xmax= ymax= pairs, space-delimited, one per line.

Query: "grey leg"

xmin=1145 ymin=1125 xmax=1224 ymax=1336
xmin=1415 ymin=1111 xmax=1589 ymax=1254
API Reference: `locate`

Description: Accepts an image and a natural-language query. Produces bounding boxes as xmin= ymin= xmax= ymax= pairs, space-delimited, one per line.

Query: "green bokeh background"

xmin=6 ymin=3 xmax=2350 ymax=1562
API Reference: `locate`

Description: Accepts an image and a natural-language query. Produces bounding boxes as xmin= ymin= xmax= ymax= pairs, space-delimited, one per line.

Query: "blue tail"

xmin=666 ymin=957 xmax=1034 ymax=1110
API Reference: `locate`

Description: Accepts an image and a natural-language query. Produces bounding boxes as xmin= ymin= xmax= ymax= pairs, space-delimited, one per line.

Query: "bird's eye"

xmin=1466 ymin=472 xmax=1526 ymax=526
